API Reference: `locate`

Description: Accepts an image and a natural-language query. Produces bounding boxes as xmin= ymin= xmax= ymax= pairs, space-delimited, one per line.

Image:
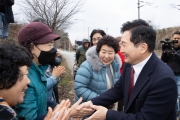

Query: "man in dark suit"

xmin=75 ymin=19 xmax=177 ymax=120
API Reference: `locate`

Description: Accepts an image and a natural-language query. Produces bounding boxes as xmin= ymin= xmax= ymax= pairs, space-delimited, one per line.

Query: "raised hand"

xmin=52 ymin=66 xmax=65 ymax=78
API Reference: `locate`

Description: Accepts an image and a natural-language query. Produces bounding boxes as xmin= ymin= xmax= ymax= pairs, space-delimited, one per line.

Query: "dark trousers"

xmin=53 ymin=86 xmax=59 ymax=103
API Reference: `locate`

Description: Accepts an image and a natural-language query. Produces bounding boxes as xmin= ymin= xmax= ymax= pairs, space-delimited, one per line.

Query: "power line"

xmin=170 ymin=4 xmax=180 ymax=10
xmin=137 ymin=0 xmax=152 ymax=19
xmin=146 ymin=3 xmax=180 ymax=18
xmin=142 ymin=0 xmax=170 ymax=16
xmin=142 ymin=0 xmax=180 ymax=19
xmin=154 ymin=0 xmax=169 ymax=7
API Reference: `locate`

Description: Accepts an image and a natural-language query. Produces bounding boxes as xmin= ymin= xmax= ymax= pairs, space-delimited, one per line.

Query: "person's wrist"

xmin=51 ymin=75 xmax=57 ymax=79
xmin=50 ymin=76 xmax=57 ymax=84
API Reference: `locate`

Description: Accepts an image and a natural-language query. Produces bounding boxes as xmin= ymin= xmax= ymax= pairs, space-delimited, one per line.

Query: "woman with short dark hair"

xmin=74 ymin=35 xmax=122 ymax=105
xmin=0 ymin=41 xmax=32 ymax=119
xmin=90 ymin=29 xmax=106 ymax=46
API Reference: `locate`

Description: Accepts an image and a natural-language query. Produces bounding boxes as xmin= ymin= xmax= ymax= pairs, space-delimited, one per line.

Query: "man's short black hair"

xmin=90 ymin=29 xmax=106 ymax=46
xmin=173 ymin=31 xmax=180 ymax=36
xmin=96 ymin=35 xmax=119 ymax=54
xmin=121 ymin=19 xmax=156 ymax=52
xmin=0 ymin=41 xmax=32 ymax=89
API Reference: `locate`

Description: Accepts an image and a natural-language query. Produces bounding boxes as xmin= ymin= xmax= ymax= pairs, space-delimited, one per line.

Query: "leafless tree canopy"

xmin=20 ymin=0 xmax=85 ymax=31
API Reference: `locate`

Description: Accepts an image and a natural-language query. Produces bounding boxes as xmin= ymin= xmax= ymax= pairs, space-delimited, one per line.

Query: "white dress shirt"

xmin=132 ymin=53 xmax=152 ymax=85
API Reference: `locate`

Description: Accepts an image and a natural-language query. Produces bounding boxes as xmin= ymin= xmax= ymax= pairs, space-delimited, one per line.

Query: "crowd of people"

xmin=0 ymin=8 xmax=180 ymax=120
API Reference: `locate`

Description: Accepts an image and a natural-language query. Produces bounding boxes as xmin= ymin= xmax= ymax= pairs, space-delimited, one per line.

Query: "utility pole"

xmin=83 ymin=20 xmax=85 ymax=38
xmin=64 ymin=40 xmax=66 ymax=50
xmin=138 ymin=0 xmax=140 ymax=19
xmin=75 ymin=19 xmax=85 ymax=38
xmin=88 ymin=27 xmax=89 ymax=40
xmin=137 ymin=1 xmax=152 ymax=19
xmin=69 ymin=40 xmax=70 ymax=51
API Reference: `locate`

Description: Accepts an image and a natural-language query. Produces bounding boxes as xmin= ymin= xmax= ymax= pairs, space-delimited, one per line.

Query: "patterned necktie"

xmin=128 ymin=67 xmax=135 ymax=99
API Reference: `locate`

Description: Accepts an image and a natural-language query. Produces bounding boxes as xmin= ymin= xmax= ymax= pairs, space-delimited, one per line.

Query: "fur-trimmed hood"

xmin=85 ymin=46 xmax=122 ymax=71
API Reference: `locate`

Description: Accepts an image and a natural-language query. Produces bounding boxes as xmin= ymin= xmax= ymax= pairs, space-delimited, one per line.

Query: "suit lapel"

xmin=125 ymin=69 xmax=150 ymax=111
xmin=124 ymin=66 xmax=131 ymax=110
xmin=125 ymin=53 xmax=157 ymax=112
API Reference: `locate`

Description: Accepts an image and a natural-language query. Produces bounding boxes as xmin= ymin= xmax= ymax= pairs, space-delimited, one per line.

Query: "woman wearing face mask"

xmin=16 ymin=22 xmax=65 ymax=120
xmin=32 ymin=18 xmax=64 ymax=104
xmin=90 ymin=29 xmax=106 ymax=46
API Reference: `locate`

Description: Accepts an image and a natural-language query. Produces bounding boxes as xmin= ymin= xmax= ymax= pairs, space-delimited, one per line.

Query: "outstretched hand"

xmin=84 ymin=104 xmax=107 ymax=120
xmin=44 ymin=99 xmax=71 ymax=120
xmin=76 ymin=100 xmax=93 ymax=111
xmin=70 ymin=98 xmax=94 ymax=118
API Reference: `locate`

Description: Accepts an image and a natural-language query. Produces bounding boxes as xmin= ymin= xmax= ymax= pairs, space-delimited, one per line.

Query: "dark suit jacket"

xmin=91 ymin=53 xmax=177 ymax=120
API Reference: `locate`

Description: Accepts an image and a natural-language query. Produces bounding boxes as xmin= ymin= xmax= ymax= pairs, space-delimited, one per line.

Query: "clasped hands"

xmin=71 ymin=99 xmax=108 ymax=120
xmin=44 ymin=97 xmax=108 ymax=120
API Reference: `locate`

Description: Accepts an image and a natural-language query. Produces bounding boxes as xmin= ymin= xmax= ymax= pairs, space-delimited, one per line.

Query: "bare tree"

xmin=19 ymin=0 xmax=85 ymax=31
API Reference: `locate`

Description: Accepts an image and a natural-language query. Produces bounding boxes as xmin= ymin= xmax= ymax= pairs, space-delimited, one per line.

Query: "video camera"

xmin=160 ymin=38 xmax=178 ymax=52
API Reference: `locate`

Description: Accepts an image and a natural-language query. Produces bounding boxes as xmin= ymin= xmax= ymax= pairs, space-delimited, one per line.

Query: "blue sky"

xmin=13 ymin=0 xmax=180 ymax=44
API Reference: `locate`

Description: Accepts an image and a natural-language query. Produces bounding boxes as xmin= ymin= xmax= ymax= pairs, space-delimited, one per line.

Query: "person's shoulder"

xmin=79 ymin=60 xmax=91 ymax=69
xmin=76 ymin=61 xmax=93 ymax=79
xmin=151 ymin=57 xmax=175 ymax=79
xmin=0 ymin=105 xmax=16 ymax=120
xmin=77 ymin=61 xmax=94 ymax=74
xmin=77 ymin=46 xmax=83 ymax=50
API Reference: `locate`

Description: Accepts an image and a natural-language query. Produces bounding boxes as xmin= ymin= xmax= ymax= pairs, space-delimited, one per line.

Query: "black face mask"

xmin=36 ymin=46 xmax=57 ymax=65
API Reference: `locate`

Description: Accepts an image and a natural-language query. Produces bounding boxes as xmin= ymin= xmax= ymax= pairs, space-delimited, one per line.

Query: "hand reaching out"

xmin=84 ymin=104 xmax=107 ymax=120
xmin=45 ymin=107 xmax=71 ymax=120
xmin=70 ymin=99 xmax=94 ymax=118
xmin=44 ymin=99 xmax=72 ymax=120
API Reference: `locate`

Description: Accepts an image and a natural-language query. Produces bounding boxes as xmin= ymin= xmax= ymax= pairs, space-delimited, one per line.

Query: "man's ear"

xmin=140 ymin=43 xmax=148 ymax=53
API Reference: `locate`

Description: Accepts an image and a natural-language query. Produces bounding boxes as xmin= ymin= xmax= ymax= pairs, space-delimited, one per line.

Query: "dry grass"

xmin=8 ymin=23 xmax=24 ymax=42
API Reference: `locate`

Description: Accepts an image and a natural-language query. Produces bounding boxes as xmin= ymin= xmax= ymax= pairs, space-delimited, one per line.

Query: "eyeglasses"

xmin=173 ymin=38 xmax=180 ymax=40
xmin=92 ymin=37 xmax=102 ymax=42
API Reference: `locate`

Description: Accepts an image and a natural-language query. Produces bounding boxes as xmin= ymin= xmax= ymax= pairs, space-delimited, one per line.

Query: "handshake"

xmin=44 ymin=97 xmax=108 ymax=120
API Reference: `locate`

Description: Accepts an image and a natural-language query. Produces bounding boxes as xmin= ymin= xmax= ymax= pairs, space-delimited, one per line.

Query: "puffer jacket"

xmin=16 ymin=62 xmax=48 ymax=120
xmin=74 ymin=46 xmax=122 ymax=102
